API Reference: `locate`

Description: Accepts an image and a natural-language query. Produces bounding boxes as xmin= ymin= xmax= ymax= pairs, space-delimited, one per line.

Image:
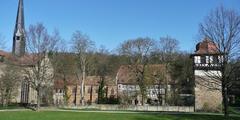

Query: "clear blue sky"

xmin=0 ymin=0 xmax=240 ymax=52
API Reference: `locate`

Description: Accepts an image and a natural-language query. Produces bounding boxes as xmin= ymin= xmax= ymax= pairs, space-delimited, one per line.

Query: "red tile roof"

xmin=195 ymin=38 xmax=219 ymax=54
xmin=116 ymin=64 xmax=170 ymax=85
xmin=0 ymin=50 xmax=40 ymax=66
xmin=54 ymin=76 xmax=116 ymax=89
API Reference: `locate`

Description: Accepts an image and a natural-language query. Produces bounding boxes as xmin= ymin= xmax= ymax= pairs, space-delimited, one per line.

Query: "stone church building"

xmin=0 ymin=0 xmax=53 ymax=105
xmin=0 ymin=0 xmax=31 ymax=104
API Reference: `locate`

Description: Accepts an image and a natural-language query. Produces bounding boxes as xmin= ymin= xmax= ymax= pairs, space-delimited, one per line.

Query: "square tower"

xmin=191 ymin=38 xmax=223 ymax=111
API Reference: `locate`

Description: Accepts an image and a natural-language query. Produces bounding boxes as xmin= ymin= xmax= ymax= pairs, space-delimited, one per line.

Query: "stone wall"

xmin=195 ymin=76 xmax=222 ymax=112
xmin=64 ymin=105 xmax=194 ymax=112
xmin=65 ymin=85 xmax=118 ymax=105
xmin=84 ymin=85 xmax=99 ymax=104
xmin=67 ymin=85 xmax=81 ymax=105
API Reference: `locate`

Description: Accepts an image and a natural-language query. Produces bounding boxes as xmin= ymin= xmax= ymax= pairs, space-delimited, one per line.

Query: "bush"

xmin=202 ymin=103 xmax=222 ymax=113
xmin=108 ymin=96 xmax=120 ymax=104
xmin=97 ymin=96 xmax=120 ymax=104
xmin=0 ymin=103 xmax=22 ymax=110
xmin=202 ymin=102 xmax=210 ymax=112
xmin=233 ymin=97 xmax=240 ymax=107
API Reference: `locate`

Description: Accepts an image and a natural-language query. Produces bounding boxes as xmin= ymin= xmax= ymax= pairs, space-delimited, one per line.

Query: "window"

xmin=209 ymin=56 xmax=213 ymax=64
xmin=206 ymin=56 xmax=209 ymax=64
xmin=194 ymin=56 xmax=201 ymax=64
xmin=201 ymin=56 xmax=206 ymax=64
xmin=205 ymin=56 xmax=213 ymax=64
xmin=213 ymin=56 xmax=219 ymax=64
xmin=16 ymin=36 xmax=20 ymax=40
xmin=218 ymin=56 xmax=224 ymax=63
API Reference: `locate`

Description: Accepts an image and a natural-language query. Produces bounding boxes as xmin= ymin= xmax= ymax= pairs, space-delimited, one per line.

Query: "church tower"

xmin=12 ymin=0 xmax=25 ymax=57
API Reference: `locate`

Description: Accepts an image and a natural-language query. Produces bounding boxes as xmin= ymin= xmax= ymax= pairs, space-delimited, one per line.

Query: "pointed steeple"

xmin=12 ymin=0 xmax=25 ymax=57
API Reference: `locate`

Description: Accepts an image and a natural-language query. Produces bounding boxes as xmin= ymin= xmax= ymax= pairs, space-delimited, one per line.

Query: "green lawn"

xmin=230 ymin=107 xmax=240 ymax=115
xmin=0 ymin=111 xmax=239 ymax=120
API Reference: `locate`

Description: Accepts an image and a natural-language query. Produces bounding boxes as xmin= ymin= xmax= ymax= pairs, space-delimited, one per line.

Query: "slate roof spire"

xmin=12 ymin=0 xmax=25 ymax=57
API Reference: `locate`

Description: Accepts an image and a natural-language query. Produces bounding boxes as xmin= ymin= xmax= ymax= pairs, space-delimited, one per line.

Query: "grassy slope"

xmin=230 ymin=107 xmax=240 ymax=115
xmin=0 ymin=111 xmax=240 ymax=120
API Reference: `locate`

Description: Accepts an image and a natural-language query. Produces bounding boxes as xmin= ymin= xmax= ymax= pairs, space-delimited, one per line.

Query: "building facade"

xmin=116 ymin=65 xmax=171 ymax=105
xmin=54 ymin=76 xmax=117 ymax=106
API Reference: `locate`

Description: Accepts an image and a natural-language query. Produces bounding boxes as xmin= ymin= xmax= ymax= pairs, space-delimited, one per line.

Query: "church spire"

xmin=12 ymin=0 xmax=25 ymax=57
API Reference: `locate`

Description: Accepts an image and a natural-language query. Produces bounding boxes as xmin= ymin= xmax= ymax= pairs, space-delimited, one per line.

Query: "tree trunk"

xmin=222 ymin=62 xmax=229 ymax=119
xmin=63 ymin=77 xmax=69 ymax=106
xmin=5 ymin=89 xmax=9 ymax=107
xmin=141 ymin=93 xmax=144 ymax=105
xmin=74 ymin=85 xmax=77 ymax=106
xmin=63 ymin=74 xmax=67 ymax=105
xmin=105 ymin=86 xmax=108 ymax=98
xmin=139 ymin=83 xmax=145 ymax=106
xmin=90 ymin=85 xmax=93 ymax=105
xmin=6 ymin=91 xmax=12 ymax=107
xmin=36 ymin=88 xmax=41 ymax=111
xmin=222 ymin=85 xmax=229 ymax=119
xmin=81 ymin=65 xmax=86 ymax=106
xmin=1 ymin=94 xmax=3 ymax=107
xmin=165 ymin=82 xmax=168 ymax=105
xmin=165 ymin=64 xmax=169 ymax=105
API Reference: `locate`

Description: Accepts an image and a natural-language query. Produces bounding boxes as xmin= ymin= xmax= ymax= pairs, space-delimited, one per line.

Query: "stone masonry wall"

xmin=195 ymin=76 xmax=222 ymax=111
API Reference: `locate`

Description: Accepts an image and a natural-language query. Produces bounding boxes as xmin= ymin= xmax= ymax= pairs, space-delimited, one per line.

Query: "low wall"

xmin=64 ymin=105 xmax=194 ymax=112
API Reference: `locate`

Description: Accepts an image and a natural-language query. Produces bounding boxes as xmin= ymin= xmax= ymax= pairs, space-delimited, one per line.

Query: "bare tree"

xmin=52 ymin=40 xmax=74 ymax=105
xmin=71 ymin=31 xmax=95 ymax=106
xmin=24 ymin=23 xmax=59 ymax=110
xmin=119 ymin=37 xmax=155 ymax=105
xmin=153 ymin=36 xmax=179 ymax=105
xmin=158 ymin=36 xmax=179 ymax=62
xmin=169 ymin=54 xmax=194 ymax=106
xmin=94 ymin=46 xmax=114 ymax=104
xmin=145 ymin=65 xmax=167 ymax=106
xmin=0 ymin=63 xmax=20 ymax=107
xmin=199 ymin=6 xmax=240 ymax=118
